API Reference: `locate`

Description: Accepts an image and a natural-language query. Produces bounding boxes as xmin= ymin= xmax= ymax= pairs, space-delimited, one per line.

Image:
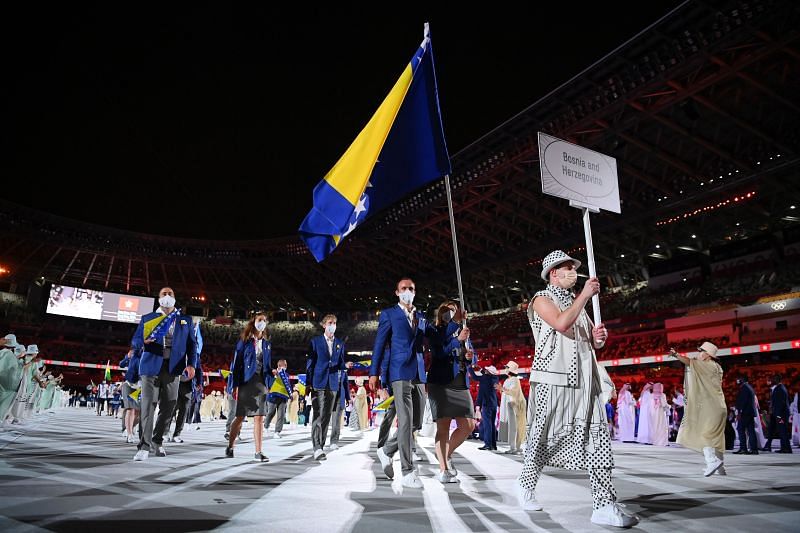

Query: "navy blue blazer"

xmin=427 ymin=321 xmax=475 ymax=386
xmin=771 ymin=383 xmax=790 ymax=418
xmin=123 ymin=351 xmax=141 ymax=384
xmin=335 ymin=369 xmax=349 ymax=408
xmin=469 ymin=367 xmax=499 ymax=409
xmin=132 ymin=311 xmax=198 ymax=377
xmin=370 ymin=305 xmax=435 ymax=384
xmin=231 ymin=337 xmax=272 ymax=388
xmin=735 ymin=383 xmax=757 ymax=416
xmin=307 ymin=335 xmax=347 ymax=390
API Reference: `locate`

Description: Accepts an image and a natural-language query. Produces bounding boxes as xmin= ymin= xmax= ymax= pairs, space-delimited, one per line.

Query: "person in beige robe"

xmin=673 ymin=341 xmax=727 ymax=476
xmin=501 ymin=361 xmax=527 ymax=454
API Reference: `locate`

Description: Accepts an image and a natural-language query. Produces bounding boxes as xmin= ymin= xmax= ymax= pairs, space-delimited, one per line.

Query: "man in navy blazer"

xmin=130 ymin=287 xmax=197 ymax=461
xmin=307 ymin=314 xmax=352 ymax=460
xmin=734 ymin=376 xmax=758 ymax=454
xmin=369 ymin=277 xmax=436 ymax=488
xmin=765 ymin=374 xmax=793 ymax=453
xmin=469 ymin=364 xmax=499 ymax=450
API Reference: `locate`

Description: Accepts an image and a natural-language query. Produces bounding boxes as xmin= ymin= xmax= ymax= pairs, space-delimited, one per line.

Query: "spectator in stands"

xmin=763 ymin=374 xmax=792 ymax=453
xmin=518 ymin=250 xmax=637 ymax=527
xmin=734 ymin=376 xmax=758 ymax=455
xmin=131 ymin=287 xmax=198 ymax=462
xmin=226 ymin=313 xmax=271 ymax=462
xmin=673 ymin=342 xmax=727 ymax=476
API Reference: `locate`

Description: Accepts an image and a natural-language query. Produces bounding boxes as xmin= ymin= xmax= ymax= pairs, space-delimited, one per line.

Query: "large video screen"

xmin=46 ymin=284 xmax=154 ymax=324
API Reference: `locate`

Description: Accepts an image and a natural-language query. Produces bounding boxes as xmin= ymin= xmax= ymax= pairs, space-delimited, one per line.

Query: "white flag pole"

xmin=570 ymin=200 xmax=601 ymax=325
xmin=444 ymin=174 xmax=467 ymax=326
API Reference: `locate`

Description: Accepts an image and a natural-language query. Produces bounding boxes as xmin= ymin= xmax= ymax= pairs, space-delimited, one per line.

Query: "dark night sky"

xmin=3 ymin=3 xmax=683 ymax=239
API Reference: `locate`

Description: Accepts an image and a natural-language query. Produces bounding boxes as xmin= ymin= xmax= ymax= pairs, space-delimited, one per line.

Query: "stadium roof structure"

xmin=2 ymin=0 xmax=799 ymax=316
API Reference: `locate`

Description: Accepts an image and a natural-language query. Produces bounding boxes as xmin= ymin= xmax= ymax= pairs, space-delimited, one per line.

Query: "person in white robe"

xmin=617 ymin=384 xmax=636 ymax=442
xmin=636 ymin=383 xmax=653 ymax=444
xmin=649 ymin=383 xmax=670 ymax=446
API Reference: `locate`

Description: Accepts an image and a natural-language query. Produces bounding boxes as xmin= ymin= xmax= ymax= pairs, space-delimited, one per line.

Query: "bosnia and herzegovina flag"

xmin=351 ymin=359 xmax=372 ymax=370
xmin=373 ymin=395 xmax=394 ymax=411
xmin=299 ymin=23 xmax=451 ymax=262
xmin=268 ymin=369 xmax=292 ymax=402
xmin=296 ymin=374 xmax=307 ymax=396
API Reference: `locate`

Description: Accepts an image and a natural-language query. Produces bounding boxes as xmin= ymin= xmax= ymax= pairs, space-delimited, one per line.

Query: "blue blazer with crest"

xmin=231 ymin=337 xmax=272 ymax=388
xmin=307 ymin=335 xmax=347 ymax=390
xmin=370 ymin=305 xmax=435 ymax=384
xmin=132 ymin=311 xmax=198 ymax=377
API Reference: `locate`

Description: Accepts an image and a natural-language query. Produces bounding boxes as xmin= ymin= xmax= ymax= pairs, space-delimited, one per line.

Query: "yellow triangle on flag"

xmin=219 ymin=369 xmax=231 ymax=379
xmin=128 ymin=388 xmax=141 ymax=401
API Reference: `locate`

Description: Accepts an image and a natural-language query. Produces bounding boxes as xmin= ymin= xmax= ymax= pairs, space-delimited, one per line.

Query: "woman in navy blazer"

xmin=427 ymin=301 xmax=473 ymax=483
xmin=226 ymin=312 xmax=272 ymax=462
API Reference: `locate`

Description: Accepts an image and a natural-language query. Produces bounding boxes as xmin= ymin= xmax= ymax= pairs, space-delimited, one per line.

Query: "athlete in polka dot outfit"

xmin=517 ymin=250 xmax=639 ymax=528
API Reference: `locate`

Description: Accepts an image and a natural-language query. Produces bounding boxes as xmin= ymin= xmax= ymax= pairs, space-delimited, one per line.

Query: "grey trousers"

xmin=312 ymin=389 xmax=336 ymax=451
xmin=377 ymin=402 xmax=397 ymax=449
xmin=225 ymin=397 xmax=236 ymax=432
xmin=384 ymin=381 xmax=424 ymax=475
xmin=329 ymin=400 xmax=344 ymax=445
xmin=138 ymin=360 xmax=179 ymax=452
xmin=264 ymin=399 xmax=287 ymax=433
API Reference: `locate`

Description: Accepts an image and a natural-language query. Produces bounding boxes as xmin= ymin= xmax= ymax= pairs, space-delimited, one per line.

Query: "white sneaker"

xmin=446 ymin=457 xmax=458 ymax=476
xmin=329 ymin=443 xmax=339 ymax=451
xmin=401 ymin=471 xmax=423 ymax=489
xmin=702 ymin=446 xmax=723 ymax=476
xmin=133 ymin=450 xmax=149 ymax=461
xmin=377 ymin=446 xmax=394 ymax=480
xmin=313 ymin=449 xmax=326 ymax=460
xmin=155 ymin=446 xmax=167 ymax=457
xmin=517 ymin=484 xmax=543 ymax=511
xmin=435 ymin=470 xmax=458 ymax=483
xmin=126 ymin=434 xmax=134 ymax=444
xmin=275 ymin=432 xmax=283 ymax=439
xmin=591 ymin=503 xmax=640 ymax=527
xmin=172 ymin=436 xmax=184 ymax=444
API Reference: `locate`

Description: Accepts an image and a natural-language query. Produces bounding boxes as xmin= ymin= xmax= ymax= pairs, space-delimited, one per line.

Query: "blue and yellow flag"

xmin=128 ymin=388 xmax=141 ymax=401
xmin=373 ymin=395 xmax=394 ymax=411
xmin=268 ymin=369 xmax=292 ymax=402
xmin=299 ymin=23 xmax=451 ymax=262
xmin=296 ymin=374 xmax=307 ymax=396
xmin=351 ymin=359 xmax=372 ymax=370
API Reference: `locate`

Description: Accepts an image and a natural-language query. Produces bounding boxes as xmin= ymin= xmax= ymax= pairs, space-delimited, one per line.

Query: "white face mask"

xmin=398 ymin=290 xmax=415 ymax=306
xmin=556 ymin=269 xmax=578 ymax=289
xmin=325 ymin=324 xmax=336 ymax=335
xmin=159 ymin=295 xmax=176 ymax=308
xmin=254 ymin=320 xmax=267 ymax=332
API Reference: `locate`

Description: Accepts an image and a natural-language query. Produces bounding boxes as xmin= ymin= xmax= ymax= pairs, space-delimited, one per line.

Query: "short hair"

xmin=320 ymin=314 xmax=337 ymax=326
xmin=396 ymin=277 xmax=414 ymax=290
xmin=277 ymin=359 xmax=287 ymax=367
xmin=773 ymin=373 xmax=782 ymax=383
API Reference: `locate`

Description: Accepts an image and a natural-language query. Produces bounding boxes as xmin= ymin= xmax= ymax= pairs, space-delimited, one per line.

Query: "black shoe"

xmin=224 ymin=433 xmax=230 ymax=440
xmin=747 ymin=450 xmax=759 ymax=455
xmin=733 ymin=449 xmax=748 ymax=454
xmin=254 ymin=452 xmax=270 ymax=462
xmin=478 ymin=446 xmax=490 ymax=450
xmin=776 ymin=449 xmax=793 ymax=454
xmin=225 ymin=447 xmax=234 ymax=458
xmin=761 ymin=447 xmax=771 ymax=452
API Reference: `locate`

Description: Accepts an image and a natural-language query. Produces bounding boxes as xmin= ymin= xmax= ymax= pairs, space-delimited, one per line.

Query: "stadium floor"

xmin=1 ymin=408 xmax=798 ymax=532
